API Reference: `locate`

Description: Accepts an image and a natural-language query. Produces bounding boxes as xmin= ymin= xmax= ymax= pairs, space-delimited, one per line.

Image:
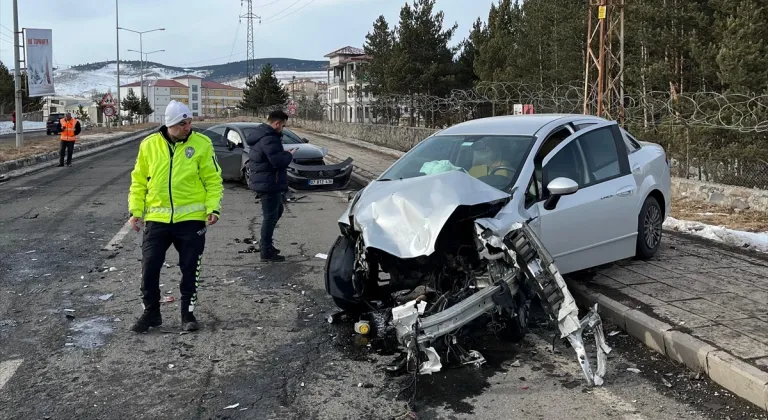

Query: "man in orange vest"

xmin=58 ymin=112 xmax=81 ymax=167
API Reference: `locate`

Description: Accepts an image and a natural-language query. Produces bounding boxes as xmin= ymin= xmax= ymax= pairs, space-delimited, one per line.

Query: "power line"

xmin=262 ymin=0 xmax=319 ymax=24
xmin=256 ymin=0 xmax=283 ymax=7
xmin=261 ymin=0 xmax=303 ymax=23
xmin=228 ymin=2 xmax=244 ymax=63
xmin=177 ymin=51 xmax=247 ymax=67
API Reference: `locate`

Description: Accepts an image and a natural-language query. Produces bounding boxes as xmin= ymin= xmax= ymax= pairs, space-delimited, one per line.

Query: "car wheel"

xmin=636 ymin=196 xmax=663 ymax=259
xmin=242 ymin=165 xmax=250 ymax=186
xmin=46 ymin=130 xmax=51 ymax=135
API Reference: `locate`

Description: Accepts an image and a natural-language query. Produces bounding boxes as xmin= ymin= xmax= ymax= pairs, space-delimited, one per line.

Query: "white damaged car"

xmin=324 ymin=114 xmax=671 ymax=385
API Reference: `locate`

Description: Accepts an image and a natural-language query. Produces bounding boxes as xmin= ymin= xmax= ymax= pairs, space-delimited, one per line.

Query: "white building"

xmin=43 ymin=95 xmax=100 ymax=124
xmin=324 ymin=46 xmax=375 ymax=123
xmin=119 ymin=75 xmax=242 ymax=123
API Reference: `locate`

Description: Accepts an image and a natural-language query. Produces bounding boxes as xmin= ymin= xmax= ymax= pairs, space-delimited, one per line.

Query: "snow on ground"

xmin=52 ymin=63 xmax=209 ymax=97
xmin=52 ymin=62 xmax=327 ymax=96
xmin=0 ymin=121 xmax=46 ymax=135
xmin=664 ymin=216 xmax=768 ymax=253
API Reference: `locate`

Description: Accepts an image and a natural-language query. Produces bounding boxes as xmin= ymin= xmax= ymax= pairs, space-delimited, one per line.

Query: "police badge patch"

xmin=185 ymin=146 xmax=195 ymax=158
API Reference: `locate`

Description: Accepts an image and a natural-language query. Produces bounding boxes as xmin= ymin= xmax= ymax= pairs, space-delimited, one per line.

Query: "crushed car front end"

xmin=324 ymin=170 xmax=611 ymax=386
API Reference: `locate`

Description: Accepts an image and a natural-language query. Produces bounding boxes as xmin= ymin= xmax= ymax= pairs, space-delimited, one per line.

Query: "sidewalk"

xmin=292 ymin=126 xmax=768 ymax=412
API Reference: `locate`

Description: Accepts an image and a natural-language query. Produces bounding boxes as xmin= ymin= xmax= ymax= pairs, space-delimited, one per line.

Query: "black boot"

xmin=181 ymin=301 xmax=199 ymax=331
xmin=130 ymin=306 xmax=162 ymax=333
xmin=260 ymin=249 xmax=285 ymax=262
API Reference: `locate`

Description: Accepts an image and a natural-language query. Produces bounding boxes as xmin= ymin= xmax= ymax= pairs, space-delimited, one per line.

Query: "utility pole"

xmin=12 ymin=0 xmax=24 ymax=147
xmin=116 ymin=0 xmax=121 ymax=126
xmin=584 ymin=0 xmax=625 ymax=124
xmin=240 ymin=0 xmax=261 ymax=80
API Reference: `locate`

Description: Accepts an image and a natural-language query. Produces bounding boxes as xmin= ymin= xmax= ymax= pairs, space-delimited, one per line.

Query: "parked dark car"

xmin=46 ymin=113 xmax=66 ymax=135
xmin=199 ymin=122 xmax=354 ymax=191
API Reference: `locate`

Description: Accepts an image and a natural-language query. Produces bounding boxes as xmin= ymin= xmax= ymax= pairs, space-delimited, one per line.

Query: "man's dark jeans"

xmin=59 ymin=140 xmax=75 ymax=165
xmin=259 ymin=191 xmax=284 ymax=256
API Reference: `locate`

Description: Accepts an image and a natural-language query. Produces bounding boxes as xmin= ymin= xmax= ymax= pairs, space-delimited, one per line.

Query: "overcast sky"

xmin=0 ymin=0 xmax=494 ymax=69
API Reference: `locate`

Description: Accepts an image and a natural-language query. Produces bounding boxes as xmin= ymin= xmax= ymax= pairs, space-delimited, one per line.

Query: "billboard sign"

xmin=24 ymin=28 xmax=55 ymax=97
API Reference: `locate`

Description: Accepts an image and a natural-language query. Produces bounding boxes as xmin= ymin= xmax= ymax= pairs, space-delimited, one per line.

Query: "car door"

xmin=201 ymin=125 xmax=241 ymax=180
xmin=535 ymin=121 xmax=639 ymax=274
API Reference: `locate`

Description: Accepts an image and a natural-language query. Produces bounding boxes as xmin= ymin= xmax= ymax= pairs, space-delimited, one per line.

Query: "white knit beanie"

xmin=165 ymin=100 xmax=192 ymax=126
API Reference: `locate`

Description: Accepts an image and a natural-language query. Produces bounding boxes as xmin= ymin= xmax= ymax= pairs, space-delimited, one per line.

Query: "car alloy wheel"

xmin=643 ymin=202 xmax=662 ymax=249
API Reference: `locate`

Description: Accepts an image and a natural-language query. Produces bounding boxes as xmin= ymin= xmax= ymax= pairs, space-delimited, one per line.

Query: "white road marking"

xmin=103 ymin=220 xmax=133 ymax=251
xmin=0 ymin=359 xmax=23 ymax=391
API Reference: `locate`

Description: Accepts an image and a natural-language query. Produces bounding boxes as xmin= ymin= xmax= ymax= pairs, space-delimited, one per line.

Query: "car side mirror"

xmin=227 ymin=141 xmax=234 ymax=151
xmin=302 ymin=137 xmax=309 ymax=143
xmin=543 ymin=177 xmax=579 ymax=211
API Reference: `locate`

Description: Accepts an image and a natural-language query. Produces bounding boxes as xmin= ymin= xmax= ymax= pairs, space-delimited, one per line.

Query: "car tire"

xmin=242 ymin=165 xmax=250 ymax=186
xmin=46 ymin=130 xmax=51 ymax=135
xmin=636 ymin=196 xmax=663 ymax=259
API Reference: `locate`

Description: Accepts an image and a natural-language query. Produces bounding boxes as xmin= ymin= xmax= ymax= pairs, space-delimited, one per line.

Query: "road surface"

xmin=0 ymin=134 xmax=764 ymax=419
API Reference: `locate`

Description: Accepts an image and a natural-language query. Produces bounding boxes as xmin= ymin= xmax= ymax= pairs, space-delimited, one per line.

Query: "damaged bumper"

xmin=288 ymin=157 xmax=353 ymax=191
xmin=390 ymin=221 xmax=612 ymax=386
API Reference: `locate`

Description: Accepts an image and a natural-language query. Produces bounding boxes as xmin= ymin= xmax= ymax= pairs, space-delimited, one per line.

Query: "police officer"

xmin=127 ymin=100 xmax=224 ymax=333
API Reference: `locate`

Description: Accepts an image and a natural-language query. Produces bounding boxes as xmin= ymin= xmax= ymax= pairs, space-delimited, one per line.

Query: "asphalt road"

xmin=0 ymin=135 xmax=764 ymax=420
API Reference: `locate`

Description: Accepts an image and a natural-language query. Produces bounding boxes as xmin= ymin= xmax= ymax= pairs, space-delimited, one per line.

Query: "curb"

xmin=567 ymin=281 xmax=768 ymax=412
xmin=0 ymin=128 xmax=156 ymax=182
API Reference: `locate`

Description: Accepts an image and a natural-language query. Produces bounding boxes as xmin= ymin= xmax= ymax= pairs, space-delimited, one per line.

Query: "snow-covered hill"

xmin=51 ymin=63 xmax=328 ymax=97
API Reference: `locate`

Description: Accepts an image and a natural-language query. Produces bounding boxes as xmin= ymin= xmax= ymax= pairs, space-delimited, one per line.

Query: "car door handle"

xmin=616 ymin=186 xmax=635 ymax=197
xmin=632 ymin=165 xmax=642 ymax=173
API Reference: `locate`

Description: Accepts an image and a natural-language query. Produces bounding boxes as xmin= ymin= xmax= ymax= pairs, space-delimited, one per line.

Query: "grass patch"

xmin=671 ymin=196 xmax=768 ymax=232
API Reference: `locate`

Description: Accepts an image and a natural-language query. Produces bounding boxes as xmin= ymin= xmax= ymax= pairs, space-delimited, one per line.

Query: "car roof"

xmin=435 ymin=114 xmax=610 ymax=136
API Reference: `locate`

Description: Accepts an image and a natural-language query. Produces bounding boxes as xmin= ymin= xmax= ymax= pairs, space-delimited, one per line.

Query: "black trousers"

xmin=259 ymin=192 xmax=284 ymax=255
xmin=59 ymin=140 xmax=75 ymax=165
xmin=141 ymin=221 xmax=207 ymax=311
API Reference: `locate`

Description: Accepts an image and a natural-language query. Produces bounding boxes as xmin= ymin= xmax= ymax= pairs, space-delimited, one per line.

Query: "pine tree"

xmin=238 ymin=76 xmax=261 ymax=115
xmin=139 ymin=94 xmax=153 ymax=119
xmin=715 ymin=0 xmax=768 ymax=94
xmin=75 ymin=104 xmax=90 ymax=122
xmin=121 ymin=88 xmax=140 ymax=118
xmin=255 ymin=63 xmax=289 ymax=110
xmin=359 ymin=15 xmax=396 ymax=97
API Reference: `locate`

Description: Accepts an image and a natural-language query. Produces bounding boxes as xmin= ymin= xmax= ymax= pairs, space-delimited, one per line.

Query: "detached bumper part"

xmin=287 ymin=157 xmax=354 ymax=190
xmin=502 ymin=222 xmax=612 ymax=386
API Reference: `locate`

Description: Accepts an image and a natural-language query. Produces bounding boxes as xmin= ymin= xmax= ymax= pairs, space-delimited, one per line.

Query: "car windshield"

xmin=379 ymin=134 xmax=535 ymax=191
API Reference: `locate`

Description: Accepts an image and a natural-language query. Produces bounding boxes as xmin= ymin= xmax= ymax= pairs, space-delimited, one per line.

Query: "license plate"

xmin=308 ymin=179 xmax=333 ymax=186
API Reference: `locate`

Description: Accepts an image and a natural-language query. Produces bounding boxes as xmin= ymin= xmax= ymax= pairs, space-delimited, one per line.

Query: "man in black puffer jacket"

xmin=246 ymin=110 xmax=297 ymax=262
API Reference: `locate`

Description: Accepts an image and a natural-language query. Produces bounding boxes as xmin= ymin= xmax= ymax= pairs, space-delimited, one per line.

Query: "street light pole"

xmin=117 ymin=26 xmax=163 ymax=123
xmin=12 ymin=0 xmax=24 ymax=147
xmin=115 ymin=0 xmax=121 ymax=126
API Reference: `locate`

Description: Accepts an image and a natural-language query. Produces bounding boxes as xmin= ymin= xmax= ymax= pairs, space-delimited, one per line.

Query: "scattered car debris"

xmin=315 ymin=253 xmax=328 ymax=259
xmin=98 ymin=294 xmax=113 ymax=301
xmin=223 ymin=403 xmax=240 ymax=410
xmin=324 ymin=171 xmax=612 ymax=387
xmin=627 ymin=367 xmax=641 ymax=373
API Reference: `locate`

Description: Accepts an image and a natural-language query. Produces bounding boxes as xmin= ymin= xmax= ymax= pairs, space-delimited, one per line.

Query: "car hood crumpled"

xmin=343 ymin=170 xmax=511 ymax=259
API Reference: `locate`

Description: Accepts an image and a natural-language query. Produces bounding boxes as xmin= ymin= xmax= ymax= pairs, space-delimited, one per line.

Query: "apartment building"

xmin=324 ymin=46 xmax=374 ymax=123
xmin=119 ymin=75 xmax=242 ymax=123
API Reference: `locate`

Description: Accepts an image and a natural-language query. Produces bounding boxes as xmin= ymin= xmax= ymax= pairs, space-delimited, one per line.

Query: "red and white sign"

xmin=103 ymin=105 xmax=116 ymax=117
xmin=287 ymin=99 xmax=298 ymax=116
xmin=100 ymin=92 xmax=115 ymax=107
